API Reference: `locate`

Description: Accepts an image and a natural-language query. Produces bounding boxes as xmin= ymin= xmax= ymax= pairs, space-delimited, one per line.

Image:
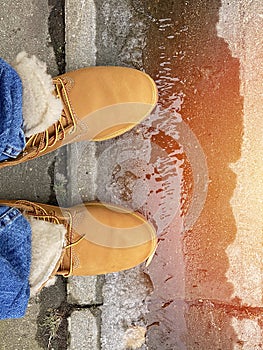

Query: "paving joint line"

xmin=186 ymin=298 xmax=263 ymax=315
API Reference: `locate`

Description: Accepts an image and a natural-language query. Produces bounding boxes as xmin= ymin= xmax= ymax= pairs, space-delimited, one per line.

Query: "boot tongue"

xmin=12 ymin=52 xmax=63 ymax=138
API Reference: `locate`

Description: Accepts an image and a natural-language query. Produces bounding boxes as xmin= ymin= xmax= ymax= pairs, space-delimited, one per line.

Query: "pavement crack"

xmin=67 ymin=303 xmax=104 ymax=310
xmin=48 ymin=0 xmax=66 ymax=74
xmin=47 ymin=155 xmax=58 ymax=205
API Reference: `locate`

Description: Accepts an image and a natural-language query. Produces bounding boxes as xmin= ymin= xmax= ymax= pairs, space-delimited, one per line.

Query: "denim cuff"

xmin=0 ymin=205 xmax=32 ymax=320
xmin=0 ymin=57 xmax=26 ymax=162
xmin=0 ymin=206 xmax=22 ymax=229
xmin=1 ymin=129 xmax=25 ymax=159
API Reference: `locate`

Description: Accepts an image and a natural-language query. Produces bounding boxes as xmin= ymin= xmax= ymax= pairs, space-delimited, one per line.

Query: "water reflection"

xmin=97 ymin=113 xmax=183 ymax=234
xmin=140 ymin=0 xmax=243 ymax=349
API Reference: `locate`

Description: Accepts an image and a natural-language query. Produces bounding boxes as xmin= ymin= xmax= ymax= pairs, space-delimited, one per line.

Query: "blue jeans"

xmin=0 ymin=57 xmax=25 ymax=161
xmin=0 ymin=58 xmax=32 ymax=319
xmin=0 ymin=206 xmax=32 ymax=320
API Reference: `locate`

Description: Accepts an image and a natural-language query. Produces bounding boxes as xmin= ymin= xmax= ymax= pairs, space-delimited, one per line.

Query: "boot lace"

xmin=25 ymin=77 xmax=77 ymax=158
xmin=12 ymin=200 xmax=84 ymax=277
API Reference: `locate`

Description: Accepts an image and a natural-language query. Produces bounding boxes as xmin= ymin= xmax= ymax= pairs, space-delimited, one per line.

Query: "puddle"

xmin=93 ymin=0 xmax=258 ymax=348
xmin=140 ymin=1 xmax=244 ymax=348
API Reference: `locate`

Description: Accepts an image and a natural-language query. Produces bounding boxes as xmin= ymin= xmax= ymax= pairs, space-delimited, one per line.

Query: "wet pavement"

xmin=95 ymin=0 xmax=263 ymax=349
xmin=142 ymin=1 xmax=243 ymax=348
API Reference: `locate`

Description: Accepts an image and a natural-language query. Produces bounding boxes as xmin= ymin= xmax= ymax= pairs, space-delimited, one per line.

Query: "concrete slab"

xmin=100 ymin=267 xmax=152 ymax=350
xmin=93 ymin=3 xmax=155 ymax=349
xmin=69 ymin=309 xmax=100 ymax=350
xmin=0 ymin=0 xmax=58 ymax=75
xmin=63 ymin=142 xmax=97 ymax=208
xmin=94 ymin=0 xmax=147 ymax=68
xmin=0 ymin=299 xmax=41 ymax=350
xmin=65 ymin=0 xmax=96 ymax=71
xmin=67 ymin=276 xmax=104 ymax=305
xmin=218 ymin=0 xmax=263 ymax=308
xmin=0 ymin=0 xmax=61 ymax=203
xmin=0 ymin=2 xmax=68 ymax=350
xmin=0 ymin=151 xmax=58 ymax=203
xmin=64 ymin=2 xmax=100 ymax=348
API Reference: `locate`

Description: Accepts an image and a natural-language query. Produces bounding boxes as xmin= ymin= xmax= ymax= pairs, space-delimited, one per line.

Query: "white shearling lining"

xmin=12 ymin=52 xmax=63 ymax=137
xmin=27 ymin=216 xmax=66 ymax=296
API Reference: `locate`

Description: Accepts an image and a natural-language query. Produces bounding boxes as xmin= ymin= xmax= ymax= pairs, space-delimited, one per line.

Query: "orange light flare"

xmin=146 ymin=60 xmax=244 ymax=303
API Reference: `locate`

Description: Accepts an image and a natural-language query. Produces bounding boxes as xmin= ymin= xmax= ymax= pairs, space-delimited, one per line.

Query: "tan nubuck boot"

xmin=0 ymin=200 xmax=157 ymax=293
xmin=0 ymin=65 xmax=158 ymax=168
